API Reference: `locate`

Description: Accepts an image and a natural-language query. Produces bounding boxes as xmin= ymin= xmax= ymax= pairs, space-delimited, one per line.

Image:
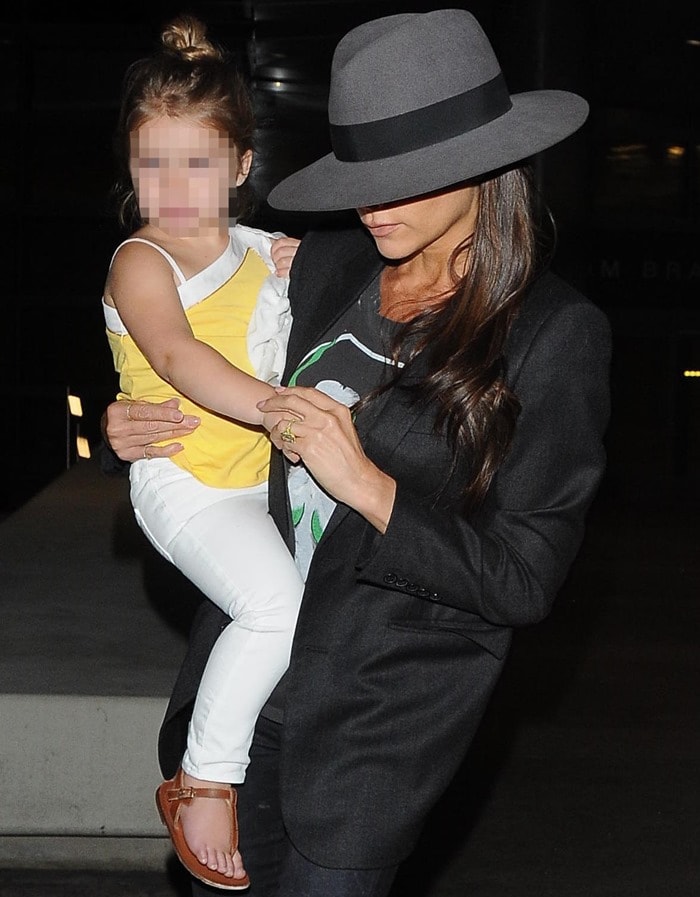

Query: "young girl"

xmin=102 ymin=15 xmax=302 ymax=891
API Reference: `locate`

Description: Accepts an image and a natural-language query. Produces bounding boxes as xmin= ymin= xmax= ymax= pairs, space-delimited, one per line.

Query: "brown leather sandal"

xmin=155 ymin=767 xmax=250 ymax=891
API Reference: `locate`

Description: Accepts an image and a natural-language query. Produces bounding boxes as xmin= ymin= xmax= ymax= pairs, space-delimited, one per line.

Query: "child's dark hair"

xmin=112 ymin=14 xmax=255 ymax=231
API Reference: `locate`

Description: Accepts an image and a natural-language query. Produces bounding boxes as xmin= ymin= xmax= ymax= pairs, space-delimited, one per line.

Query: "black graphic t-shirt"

xmin=287 ymin=275 xmax=401 ymax=579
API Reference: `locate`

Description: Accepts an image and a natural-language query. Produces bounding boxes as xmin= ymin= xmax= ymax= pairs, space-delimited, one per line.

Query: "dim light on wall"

xmin=66 ymin=388 xmax=90 ymax=467
xmin=67 ymin=394 xmax=83 ymax=416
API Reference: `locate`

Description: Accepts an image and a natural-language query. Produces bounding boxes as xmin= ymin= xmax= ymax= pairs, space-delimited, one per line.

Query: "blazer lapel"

xmin=273 ymin=227 xmax=383 ymax=545
xmin=320 ymin=357 xmax=432 ymax=542
xmin=283 ymin=234 xmax=382 ymax=380
xmin=279 ymin=225 xmax=432 ymax=547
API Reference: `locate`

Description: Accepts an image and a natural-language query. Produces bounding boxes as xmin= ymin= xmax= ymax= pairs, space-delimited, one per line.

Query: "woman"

xmin=104 ymin=9 xmax=611 ymax=897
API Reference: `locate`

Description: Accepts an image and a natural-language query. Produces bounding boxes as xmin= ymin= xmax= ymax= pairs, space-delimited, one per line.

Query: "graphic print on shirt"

xmin=288 ymin=328 xmax=401 ymax=580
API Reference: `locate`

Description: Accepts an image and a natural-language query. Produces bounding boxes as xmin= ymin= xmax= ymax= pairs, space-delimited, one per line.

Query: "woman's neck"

xmin=379 ymin=249 xmax=468 ymax=322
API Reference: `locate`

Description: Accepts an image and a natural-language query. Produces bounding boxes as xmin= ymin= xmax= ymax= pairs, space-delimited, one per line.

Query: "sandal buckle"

xmin=169 ymin=786 xmax=196 ymax=802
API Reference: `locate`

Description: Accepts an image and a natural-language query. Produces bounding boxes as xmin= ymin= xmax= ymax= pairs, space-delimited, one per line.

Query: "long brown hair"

xmin=112 ymin=15 xmax=255 ymax=231
xmin=364 ymin=165 xmax=544 ymax=512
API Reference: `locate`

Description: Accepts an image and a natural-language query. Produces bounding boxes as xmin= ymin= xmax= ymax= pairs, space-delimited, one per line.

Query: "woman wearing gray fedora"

xmin=104 ymin=8 xmax=611 ymax=896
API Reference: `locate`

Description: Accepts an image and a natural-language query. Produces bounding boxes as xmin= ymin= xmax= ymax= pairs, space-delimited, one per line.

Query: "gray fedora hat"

xmin=267 ymin=8 xmax=589 ymax=211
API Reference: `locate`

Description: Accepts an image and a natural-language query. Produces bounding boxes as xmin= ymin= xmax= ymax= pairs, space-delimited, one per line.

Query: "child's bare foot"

xmin=179 ymin=772 xmax=246 ymax=880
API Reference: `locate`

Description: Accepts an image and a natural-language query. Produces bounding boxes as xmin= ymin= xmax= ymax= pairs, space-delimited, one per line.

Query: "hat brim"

xmin=267 ymin=90 xmax=588 ymax=211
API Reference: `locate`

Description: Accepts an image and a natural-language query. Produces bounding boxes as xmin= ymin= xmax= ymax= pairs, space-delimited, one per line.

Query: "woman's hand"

xmin=270 ymin=236 xmax=301 ymax=277
xmin=259 ymin=404 xmax=302 ymax=464
xmin=102 ymin=397 xmax=200 ymax=462
xmin=258 ymin=386 xmax=396 ymax=533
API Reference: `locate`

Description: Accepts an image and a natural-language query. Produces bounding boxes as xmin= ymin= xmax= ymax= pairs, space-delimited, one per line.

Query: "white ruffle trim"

xmin=247 ymin=268 xmax=292 ymax=385
xmin=233 ymin=225 xmax=292 ymax=385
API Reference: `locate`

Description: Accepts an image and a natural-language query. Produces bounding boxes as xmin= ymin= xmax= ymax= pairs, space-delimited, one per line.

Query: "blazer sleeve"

xmin=354 ymin=291 xmax=612 ymax=628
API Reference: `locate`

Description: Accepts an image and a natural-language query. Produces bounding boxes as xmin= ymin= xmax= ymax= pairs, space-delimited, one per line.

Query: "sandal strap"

xmin=165 ymin=785 xmax=234 ymax=802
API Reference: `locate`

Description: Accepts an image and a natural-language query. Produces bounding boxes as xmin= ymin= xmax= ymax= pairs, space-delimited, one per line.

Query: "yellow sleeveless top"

xmin=104 ymin=233 xmax=284 ymax=489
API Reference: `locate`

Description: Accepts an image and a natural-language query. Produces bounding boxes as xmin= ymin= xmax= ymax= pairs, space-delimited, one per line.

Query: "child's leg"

xmin=173 ymin=488 xmax=303 ymax=783
xmin=174 ymin=505 xmax=301 ymax=879
xmin=130 ymin=458 xmax=303 ymax=878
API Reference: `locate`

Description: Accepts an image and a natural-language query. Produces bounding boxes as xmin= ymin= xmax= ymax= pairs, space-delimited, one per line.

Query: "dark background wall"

xmin=1 ymin=0 xmax=698 ymax=513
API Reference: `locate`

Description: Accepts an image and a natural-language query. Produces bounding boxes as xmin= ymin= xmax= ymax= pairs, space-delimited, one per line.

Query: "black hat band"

xmin=330 ymin=72 xmax=512 ymax=163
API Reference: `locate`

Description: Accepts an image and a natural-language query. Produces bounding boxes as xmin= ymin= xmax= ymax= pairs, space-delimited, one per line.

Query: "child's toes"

xmin=233 ymin=849 xmax=247 ymax=881
xmin=213 ymin=849 xmax=234 ymax=877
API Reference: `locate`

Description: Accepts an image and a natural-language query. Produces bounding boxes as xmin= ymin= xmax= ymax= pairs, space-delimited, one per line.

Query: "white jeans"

xmin=130 ymin=457 xmax=303 ymax=783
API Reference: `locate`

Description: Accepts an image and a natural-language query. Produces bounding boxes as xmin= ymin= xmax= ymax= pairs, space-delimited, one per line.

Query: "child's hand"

xmin=271 ymin=236 xmax=301 ymax=277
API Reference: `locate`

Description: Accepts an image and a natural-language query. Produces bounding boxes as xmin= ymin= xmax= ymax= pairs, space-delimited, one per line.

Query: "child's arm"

xmin=106 ymin=242 xmax=274 ymax=425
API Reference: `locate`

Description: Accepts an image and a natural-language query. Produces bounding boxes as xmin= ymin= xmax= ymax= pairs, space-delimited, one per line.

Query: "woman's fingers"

xmin=260 ymin=385 xmax=393 ymax=529
xmin=258 ymin=385 xmax=348 ymax=421
xmin=259 ymin=386 xmax=360 ymax=479
xmin=104 ymin=398 xmax=200 ymax=462
xmin=123 ymin=397 xmax=200 ymax=427
xmin=259 ymin=387 xmax=355 ymax=456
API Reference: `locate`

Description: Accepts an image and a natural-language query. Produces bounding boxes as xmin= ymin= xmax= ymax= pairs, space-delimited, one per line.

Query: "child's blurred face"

xmin=130 ymin=116 xmax=249 ymax=235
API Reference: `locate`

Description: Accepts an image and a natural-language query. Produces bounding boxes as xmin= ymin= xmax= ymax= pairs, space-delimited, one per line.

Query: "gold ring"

xmin=125 ymin=402 xmax=134 ymax=421
xmin=280 ymin=421 xmax=296 ymax=444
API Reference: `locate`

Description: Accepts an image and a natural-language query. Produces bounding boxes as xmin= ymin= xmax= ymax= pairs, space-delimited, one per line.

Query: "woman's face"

xmin=357 ymin=181 xmax=479 ymax=264
xmin=130 ymin=116 xmax=251 ymax=235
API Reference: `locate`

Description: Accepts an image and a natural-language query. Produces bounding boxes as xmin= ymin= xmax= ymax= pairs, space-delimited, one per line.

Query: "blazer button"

xmin=396 ymin=577 xmax=408 ymax=588
xmin=428 ymin=592 xmax=440 ymax=602
xmin=406 ymin=582 xmax=418 ymax=593
xmin=384 ymin=573 xmax=397 ymax=584
xmin=416 ymin=588 xmax=431 ymax=598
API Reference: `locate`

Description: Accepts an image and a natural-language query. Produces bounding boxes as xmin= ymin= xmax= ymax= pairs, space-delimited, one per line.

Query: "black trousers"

xmin=190 ymin=714 xmax=399 ymax=897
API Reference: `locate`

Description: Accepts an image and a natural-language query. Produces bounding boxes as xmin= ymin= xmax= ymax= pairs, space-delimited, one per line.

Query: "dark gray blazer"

xmin=158 ymin=224 xmax=612 ymax=868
